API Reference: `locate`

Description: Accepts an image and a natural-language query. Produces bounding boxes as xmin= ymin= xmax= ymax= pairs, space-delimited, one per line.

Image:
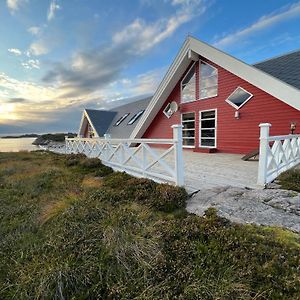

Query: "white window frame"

xmin=199 ymin=109 xmax=217 ymax=149
xmin=181 ymin=112 xmax=195 ymax=148
xmin=199 ymin=61 xmax=218 ymax=100
xmin=163 ymin=103 xmax=172 ymax=118
xmin=225 ymin=86 xmax=253 ymax=110
xmin=180 ymin=62 xmax=196 ymax=104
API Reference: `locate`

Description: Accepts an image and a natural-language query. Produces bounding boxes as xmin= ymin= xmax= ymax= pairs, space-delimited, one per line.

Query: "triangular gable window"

xmin=181 ymin=63 xmax=196 ymax=103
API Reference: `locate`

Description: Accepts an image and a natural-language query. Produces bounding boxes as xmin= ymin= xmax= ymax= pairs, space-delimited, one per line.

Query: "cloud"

xmin=214 ymin=2 xmax=300 ymax=48
xmin=47 ymin=0 xmax=60 ymax=21
xmin=43 ymin=0 xmax=205 ymax=98
xmin=6 ymin=0 xmax=26 ymax=13
xmin=28 ymin=26 xmax=42 ymax=36
xmin=29 ymin=41 xmax=49 ymax=56
xmin=120 ymin=67 xmax=165 ymax=95
xmin=7 ymin=97 xmax=28 ymax=103
xmin=8 ymin=48 xmax=22 ymax=56
xmin=22 ymin=59 xmax=40 ymax=70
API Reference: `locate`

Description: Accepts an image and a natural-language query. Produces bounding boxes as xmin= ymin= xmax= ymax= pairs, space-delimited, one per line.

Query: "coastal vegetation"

xmin=0 ymin=151 xmax=299 ymax=299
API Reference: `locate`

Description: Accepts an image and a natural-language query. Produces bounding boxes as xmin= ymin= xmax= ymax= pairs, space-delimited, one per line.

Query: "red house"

xmin=129 ymin=37 xmax=300 ymax=154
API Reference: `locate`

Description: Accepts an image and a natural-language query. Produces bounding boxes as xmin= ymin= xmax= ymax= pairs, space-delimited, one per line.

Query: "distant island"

xmin=1 ymin=133 xmax=39 ymax=139
xmin=32 ymin=133 xmax=77 ymax=146
xmin=1 ymin=133 xmax=77 ymax=146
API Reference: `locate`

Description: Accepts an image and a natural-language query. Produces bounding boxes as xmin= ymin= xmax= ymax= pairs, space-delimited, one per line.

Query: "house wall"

xmin=143 ymin=57 xmax=300 ymax=154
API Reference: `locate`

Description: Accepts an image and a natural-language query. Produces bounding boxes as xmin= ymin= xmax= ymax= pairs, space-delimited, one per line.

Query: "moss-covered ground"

xmin=0 ymin=151 xmax=299 ymax=299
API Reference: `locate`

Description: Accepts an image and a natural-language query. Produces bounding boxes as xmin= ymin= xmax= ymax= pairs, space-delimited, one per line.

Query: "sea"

xmin=0 ymin=137 xmax=39 ymax=152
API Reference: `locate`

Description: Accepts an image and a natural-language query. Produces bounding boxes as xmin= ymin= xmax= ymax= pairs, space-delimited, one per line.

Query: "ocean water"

xmin=0 ymin=138 xmax=39 ymax=152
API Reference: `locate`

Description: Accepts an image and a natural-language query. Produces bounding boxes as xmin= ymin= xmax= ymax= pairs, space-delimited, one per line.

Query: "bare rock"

xmin=187 ymin=186 xmax=300 ymax=233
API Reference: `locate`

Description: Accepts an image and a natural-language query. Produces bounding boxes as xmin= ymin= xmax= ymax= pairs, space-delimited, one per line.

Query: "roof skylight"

xmin=127 ymin=110 xmax=144 ymax=125
xmin=114 ymin=113 xmax=130 ymax=126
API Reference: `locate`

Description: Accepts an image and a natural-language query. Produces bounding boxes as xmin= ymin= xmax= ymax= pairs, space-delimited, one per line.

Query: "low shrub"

xmin=64 ymin=153 xmax=86 ymax=166
xmin=80 ymin=157 xmax=102 ymax=169
xmin=277 ymin=169 xmax=300 ymax=192
xmin=151 ymin=183 xmax=187 ymax=212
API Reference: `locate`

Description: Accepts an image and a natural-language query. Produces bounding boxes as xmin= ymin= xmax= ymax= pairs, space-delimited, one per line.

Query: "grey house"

xmin=78 ymin=97 xmax=151 ymax=138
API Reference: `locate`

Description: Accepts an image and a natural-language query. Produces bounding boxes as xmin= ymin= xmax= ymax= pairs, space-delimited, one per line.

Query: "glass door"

xmin=199 ymin=110 xmax=217 ymax=148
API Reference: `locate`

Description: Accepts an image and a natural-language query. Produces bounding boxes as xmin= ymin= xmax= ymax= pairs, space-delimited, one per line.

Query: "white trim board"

xmin=130 ymin=36 xmax=300 ymax=140
xmin=78 ymin=110 xmax=100 ymax=138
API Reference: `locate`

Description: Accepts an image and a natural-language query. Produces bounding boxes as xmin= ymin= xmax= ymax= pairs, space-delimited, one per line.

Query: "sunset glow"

xmin=1 ymin=0 xmax=300 ymax=133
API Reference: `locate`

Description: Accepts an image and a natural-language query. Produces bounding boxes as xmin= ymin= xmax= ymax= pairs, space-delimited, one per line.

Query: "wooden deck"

xmin=181 ymin=151 xmax=259 ymax=192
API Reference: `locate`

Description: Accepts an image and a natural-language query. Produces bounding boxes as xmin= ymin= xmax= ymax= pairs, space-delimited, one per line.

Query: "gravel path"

xmin=187 ymin=186 xmax=300 ymax=232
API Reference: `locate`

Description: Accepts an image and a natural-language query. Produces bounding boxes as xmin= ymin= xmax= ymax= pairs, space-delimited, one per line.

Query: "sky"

xmin=1 ymin=0 xmax=300 ymax=134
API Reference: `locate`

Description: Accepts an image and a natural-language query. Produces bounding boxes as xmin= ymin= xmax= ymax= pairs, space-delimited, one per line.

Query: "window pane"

xmin=201 ymin=129 xmax=215 ymax=138
xmin=201 ymin=111 xmax=215 ymax=119
xmin=201 ymin=62 xmax=217 ymax=77
xmin=201 ymin=120 xmax=215 ymax=128
xmin=182 ymin=83 xmax=195 ymax=102
xmin=183 ymin=121 xmax=195 ymax=129
xmin=183 ymin=130 xmax=195 ymax=138
xmin=200 ymin=76 xmax=218 ymax=89
xmin=200 ymin=86 xmax=218 ymax=99
xmin=201 ymin=139 xmax=215 ymax=147
xmin=227 ymin=87 xmax=252 ymax=108
xmin=182 ymin=65 xmax=196 ymax=85
xmin=182 ymin=112 xmax=195 ymax=121
xmin=181 ymin=65 xmax=196 ymax=102
xmin=183 ymin=138 xmax=195 ymax=146
xmin=200 ymin=62 xmax=218 ymax=100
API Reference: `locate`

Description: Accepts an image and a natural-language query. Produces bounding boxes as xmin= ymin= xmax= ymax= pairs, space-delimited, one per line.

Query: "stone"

xmin=187 ymin=186 xmax=300 ymax=233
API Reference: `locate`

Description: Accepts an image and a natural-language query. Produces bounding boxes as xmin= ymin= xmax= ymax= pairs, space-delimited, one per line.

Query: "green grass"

xmin=0 ymin=151 xmax=299 ymax=299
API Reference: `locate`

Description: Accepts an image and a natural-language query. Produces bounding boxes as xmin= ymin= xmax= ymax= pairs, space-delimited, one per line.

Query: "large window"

xmin=200 ymin=61 xmax=218 ymax=99
xmin=225 ymin=87 xmax=253 ymax=109
xmin=181 ymin=63 xmax=196 ymax=103
xmin=182 ymin=112 xmax=195 ymax=147
xmin=199 ymin=110 xmax=217 ymax=148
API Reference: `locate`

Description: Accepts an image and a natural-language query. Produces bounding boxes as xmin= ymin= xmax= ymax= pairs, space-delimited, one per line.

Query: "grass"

xmin=277 ymin=168 xmax=300 ymax=192
xmin=0 ymin=151 xmax=299 ymax=299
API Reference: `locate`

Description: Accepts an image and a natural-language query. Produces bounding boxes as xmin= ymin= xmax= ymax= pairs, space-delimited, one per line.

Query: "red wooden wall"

xmin=143 ymin=56 xmax=300 ymax=154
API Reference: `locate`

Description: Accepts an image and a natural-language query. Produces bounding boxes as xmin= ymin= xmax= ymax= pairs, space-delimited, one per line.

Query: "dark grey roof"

xmin=85 ymin=109 xmax=117 ymax=136
xmin=106 ymin=97 xmax=152 ymax=138
xmin=253 ymin=50 xmax=300 ymax=90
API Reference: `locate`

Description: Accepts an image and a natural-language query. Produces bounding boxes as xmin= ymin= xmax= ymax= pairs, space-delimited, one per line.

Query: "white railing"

xmin=65 ymin=125 xmax=184 ymax=186
xmin=257 ymin=123 xmax=300 ymax=186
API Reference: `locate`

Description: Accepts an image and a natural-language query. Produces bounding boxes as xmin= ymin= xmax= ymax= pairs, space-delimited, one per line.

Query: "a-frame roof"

xmin=78 ymin=109 xmax=117 ymax=137
xmin=131 ymin=36 xmax=300 ymax=139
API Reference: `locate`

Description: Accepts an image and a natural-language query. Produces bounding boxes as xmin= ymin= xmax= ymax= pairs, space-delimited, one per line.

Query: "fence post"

xmin=257 ymin=123 xmax=271 ymax=186
xmin=172 ymin=124 xmax=184 ymax=186
xmin=65 ymin=136 xmax=69 ymax=154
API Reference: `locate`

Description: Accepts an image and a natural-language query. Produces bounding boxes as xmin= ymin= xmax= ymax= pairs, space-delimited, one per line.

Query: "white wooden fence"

xmin=257 ymin=123 xmax=300 ymax=186
xmin=65 ymin=125 xmax=184 ymax=186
